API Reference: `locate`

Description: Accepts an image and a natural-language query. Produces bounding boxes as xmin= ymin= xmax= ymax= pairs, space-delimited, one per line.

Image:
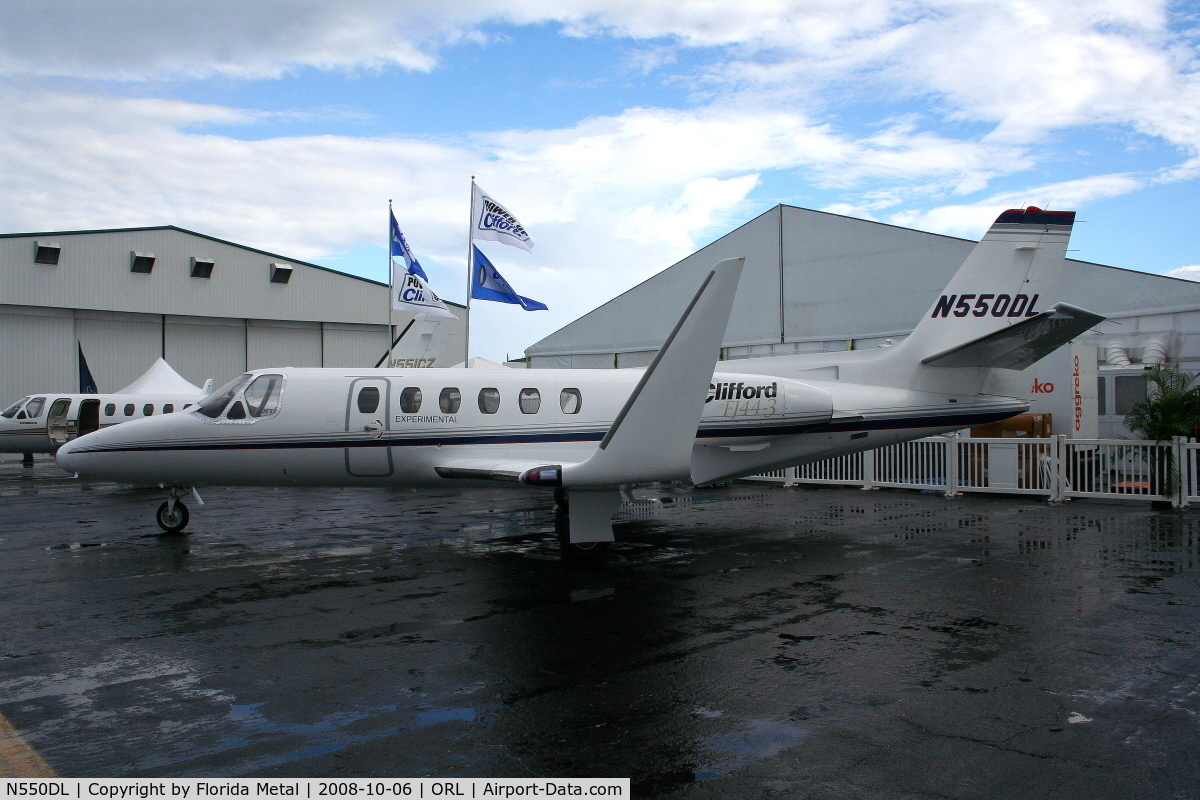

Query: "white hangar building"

xmin=0 ymin=226 xmax=465 ymax=403
xmin=525 ymin=205 xmax=1200 ymax=438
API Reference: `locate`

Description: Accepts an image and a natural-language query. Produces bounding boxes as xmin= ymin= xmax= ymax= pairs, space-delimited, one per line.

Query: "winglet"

xmin=562 ymin=257 xmax=744 ymax=488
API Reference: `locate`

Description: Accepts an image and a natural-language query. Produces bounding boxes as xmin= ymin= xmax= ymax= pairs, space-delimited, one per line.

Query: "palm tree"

xmin=1123 ymin=364 xmax=1200 ymax=501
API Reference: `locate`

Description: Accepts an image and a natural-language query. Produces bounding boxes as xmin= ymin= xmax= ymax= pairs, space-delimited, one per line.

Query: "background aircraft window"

xmin=195 ymin=374 xmax=252 ymax=418
xmin=519 ymin=388 xmax=541 ymax=414
xmin=226 ymin=401 xmax=247 ymax=420
xmin=439 ymin=387 xmax=461 ymax=414
xmin=24 ymin=397 xmax=46 ymax=418
xmin=184 ymin=404 xmax=192 ymax=409
xmin=478 ymin=387 xmax=500 ymax=414
xmin=1 ymin=399 xmax=27 ymax=419
xmin=123 ymin=404 xmax=135 ymax=417
xmin=163 ymin=404 xmax=174 ymax=413
xmin=143 ymin=404 xmax=154 ymax=416
xmin=400 ymin=387 xmax=422 ymax=413
xmin=357 ymin=386 xmax=380 ymax=414
xmin=104 ymin=403 xmax=116 ymax=417
xmin=560 ymin=388 xmax=582 ymax=414
xmin=244 ymin=374 xmax=283 ymax=417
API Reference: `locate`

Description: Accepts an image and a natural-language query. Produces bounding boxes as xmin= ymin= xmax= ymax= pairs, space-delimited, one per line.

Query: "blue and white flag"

xmin=393 ymin=271 xmax=457 ymax=318
xmin=390 ymin=211 xmax=428 ymax=281
xmin=471 ymin=246 xmax=547 ymax=311
xmin=470 ymin=183 xmax=533 ymax=252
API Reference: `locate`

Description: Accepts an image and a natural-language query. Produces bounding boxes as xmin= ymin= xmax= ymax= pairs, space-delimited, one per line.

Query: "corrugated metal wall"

xmin=0 ymin=226 xmax=466 ymax=402
xmin=247 ymin=320 xmax=323 ymax=371
xmin=0 ymin=306 xmax=75 ymax=401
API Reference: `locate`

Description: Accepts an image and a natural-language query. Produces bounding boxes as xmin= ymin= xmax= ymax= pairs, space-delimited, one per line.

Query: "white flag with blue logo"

xmin=393 ymin=271 xmax=457 ymax=318
xmin=470 ymin=183 xmax=533 ymax=252
xmin=470 ymin=246 xmax=547 ymax=311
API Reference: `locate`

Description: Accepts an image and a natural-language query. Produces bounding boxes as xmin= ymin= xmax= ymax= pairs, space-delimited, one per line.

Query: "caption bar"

xmin=3 ymin=781 xmax=628 ymax=799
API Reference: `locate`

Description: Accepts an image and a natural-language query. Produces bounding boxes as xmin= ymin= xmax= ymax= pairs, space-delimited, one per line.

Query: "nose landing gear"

xmin=155 ymin=486 xmax=200 ymax=533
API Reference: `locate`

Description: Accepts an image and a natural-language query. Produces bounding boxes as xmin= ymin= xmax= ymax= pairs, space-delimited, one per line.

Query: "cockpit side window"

xmin=1 ymin=398 xmax=29 ymax=419
xmin=244 ymin=374 xmax=284 ymax=418
xmin=195 ymin=374 xmax=253 ymax=419
xmin=24 ymin=397 xmax=46 ymax=418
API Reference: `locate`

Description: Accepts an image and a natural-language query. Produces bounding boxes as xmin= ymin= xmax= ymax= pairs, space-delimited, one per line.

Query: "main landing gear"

xmin=155 ymin=486 xmax=199 ymax=533
xmin=554 ymin=488 xmax=610 ymax=559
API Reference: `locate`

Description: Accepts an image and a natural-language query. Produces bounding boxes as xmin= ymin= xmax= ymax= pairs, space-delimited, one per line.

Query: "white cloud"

xmin=1167 ymin=266 xmax=1200 ymax=282
xmin=0 ymin=85 xmax=1047 ymax=358
xmin=887 ymin=173 xmax=1146 ymax=238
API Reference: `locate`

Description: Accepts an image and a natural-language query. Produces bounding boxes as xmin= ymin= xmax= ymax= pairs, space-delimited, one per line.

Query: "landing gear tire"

xmin=156 ymin=500 xmax=190 ymax=533
xmin=562 ymin=539 xmax=610 ymax=559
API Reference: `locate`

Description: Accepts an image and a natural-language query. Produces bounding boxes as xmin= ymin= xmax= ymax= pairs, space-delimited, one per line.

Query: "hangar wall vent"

xmin=190 ymin=256 xmax=215 ymax=279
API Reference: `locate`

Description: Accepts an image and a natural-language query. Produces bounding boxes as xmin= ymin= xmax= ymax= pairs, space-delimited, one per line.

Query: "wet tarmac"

xmin=3 ymin=457 xmax=1200 ymax=797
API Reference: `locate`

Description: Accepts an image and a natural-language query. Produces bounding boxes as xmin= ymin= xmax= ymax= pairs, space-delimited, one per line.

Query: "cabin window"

xmin=478 ymin=387 xmax=500 ymax=414
xmin=123 ymin=404 xmax=135 ymax=417
xmin=226 ymin=401 xmax=247 ymax=420
xmin=357 ymin=386 xmax=380 ymax=414
xmin=143 ymin=404 xmax=154 ymax=416
xmin=183 ymin=403 xmax=192 ymax=409
xmin=244 ymin=374 xmax=283 ymax=417
xmin=24 ymin=397 xmax=46 ymax=418
xmin=518 ymin=388 xmax=541 ymax=414
xmin=2 ymin=398 xmax=29 ymax=419
xmin=559 ymin=388 xmax=582 ymax=414
xmin=439 ymin=387 xmax=461 ymax=414
xmin=163 ymin=404 xmax=174 ymax=414
xmin=195 ymin=374 xmax=252 ymax=418
xmin=400 ymin=387 xmax=423 ymax=414
xmin=104 ymin=403 xmax=116 ymax=417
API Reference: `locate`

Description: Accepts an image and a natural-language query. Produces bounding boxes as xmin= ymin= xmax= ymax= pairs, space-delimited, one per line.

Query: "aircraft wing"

xmin=921 ymin=303 xmax=1105 ymax=370
xmin=433 ymin=458 xmax=577 ymax=483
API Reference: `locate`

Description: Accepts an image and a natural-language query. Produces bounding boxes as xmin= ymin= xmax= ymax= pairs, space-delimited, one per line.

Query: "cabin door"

xmin=77 ymin=399 xmax=101 ymax=437
xmin=345 ymin=379 xmax=393 ymax=477
xmin=46 ymin=399 xmax=72 ymax=446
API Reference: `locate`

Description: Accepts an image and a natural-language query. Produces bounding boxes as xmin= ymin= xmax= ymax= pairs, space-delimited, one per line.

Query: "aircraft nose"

xmin=56 ymin=434 xmax=87 ymax=473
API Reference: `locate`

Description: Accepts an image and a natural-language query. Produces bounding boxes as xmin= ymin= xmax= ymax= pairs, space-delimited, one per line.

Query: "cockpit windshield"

xmin=194 ymin=374 xmax=253 ymax=418
xmin=1 ymin=398 xmax=29 ymax=419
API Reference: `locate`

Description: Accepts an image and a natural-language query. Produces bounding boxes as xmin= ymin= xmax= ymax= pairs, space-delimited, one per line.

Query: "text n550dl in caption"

xmin=2 ymin=781 xmax=628 ymax=799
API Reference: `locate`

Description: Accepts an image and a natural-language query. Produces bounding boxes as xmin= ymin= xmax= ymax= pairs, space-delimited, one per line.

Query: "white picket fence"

xmin=747 ymin=435 xmax=1200 ymax=508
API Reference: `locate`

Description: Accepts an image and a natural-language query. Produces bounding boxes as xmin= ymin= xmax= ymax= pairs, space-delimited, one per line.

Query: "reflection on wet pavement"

xmin=3 ymin=459 xmax=1200 ymax=797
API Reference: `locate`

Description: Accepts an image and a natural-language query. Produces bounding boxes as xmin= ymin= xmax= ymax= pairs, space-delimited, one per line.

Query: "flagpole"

xmin=464 ymin=176 xmax=474 ymax=367
xmin=386 ymin=199 xmax=394 ymax=370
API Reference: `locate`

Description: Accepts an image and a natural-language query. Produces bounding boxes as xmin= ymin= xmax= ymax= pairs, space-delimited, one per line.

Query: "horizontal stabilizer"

xmin=921 ymin=303 xmax=1105 ymax=370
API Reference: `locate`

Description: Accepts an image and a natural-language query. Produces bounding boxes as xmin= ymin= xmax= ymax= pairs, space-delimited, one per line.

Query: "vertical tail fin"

xmin=897 ymin=207 xmax=1076 ymax=364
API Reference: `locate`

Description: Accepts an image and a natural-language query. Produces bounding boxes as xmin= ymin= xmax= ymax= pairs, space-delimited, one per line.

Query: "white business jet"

xmin=58 ymin=208 xmax=1103 ymax=553
xmin=1 ymin=359 xmax=206 ymax=458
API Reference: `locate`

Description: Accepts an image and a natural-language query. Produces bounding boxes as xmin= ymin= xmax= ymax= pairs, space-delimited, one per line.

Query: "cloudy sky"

xmin=2 ymin=1 xmax=1199 ymax=361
